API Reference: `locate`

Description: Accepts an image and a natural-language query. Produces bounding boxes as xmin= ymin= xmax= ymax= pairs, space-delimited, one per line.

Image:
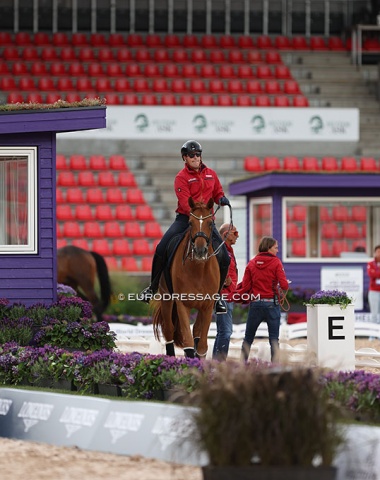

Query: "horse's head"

xmin=188 ymin=197 xmax=214 ymax=260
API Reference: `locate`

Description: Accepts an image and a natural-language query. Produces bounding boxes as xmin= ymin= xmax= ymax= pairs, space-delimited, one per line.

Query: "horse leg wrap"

xmin=183 ymin=347 xmax=195 ymax=358
xmin=193 ymin=337 xmax=200 ymax=350
xmin=165 ymin=341 xmax=175 ymax=357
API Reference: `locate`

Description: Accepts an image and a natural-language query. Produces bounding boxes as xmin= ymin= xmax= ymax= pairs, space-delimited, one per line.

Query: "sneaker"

xmin=215 ymin=299 xmax=227 ymax=314
xmin=139 ymin=286 xmax=153 ymax=304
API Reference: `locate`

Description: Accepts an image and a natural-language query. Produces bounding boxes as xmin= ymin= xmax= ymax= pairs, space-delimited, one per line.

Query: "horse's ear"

xmin=207 ymin=198 xmax=214 ymax=210
xmin=189 ymin=197 xmax=195 ymax=209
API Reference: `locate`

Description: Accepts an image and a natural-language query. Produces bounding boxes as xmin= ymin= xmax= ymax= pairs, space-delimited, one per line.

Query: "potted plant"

xmin=189 ymin=362 xmax=344 ymax=480
xmin=305 ymin=290 xmax=355 ymax=371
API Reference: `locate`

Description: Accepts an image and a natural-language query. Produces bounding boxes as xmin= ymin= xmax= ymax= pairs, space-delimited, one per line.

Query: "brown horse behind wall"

xmin=152 ymin=197 xmax=220 ymax=358
xmin=57 ymin=245 xmax=112 ymax=321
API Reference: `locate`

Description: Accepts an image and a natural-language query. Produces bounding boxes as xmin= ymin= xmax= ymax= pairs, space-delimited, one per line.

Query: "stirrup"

xmin=215 ymin=299 xmax=227 ymax=315
xmin=139 ymin=286 xmax=153 ymax=304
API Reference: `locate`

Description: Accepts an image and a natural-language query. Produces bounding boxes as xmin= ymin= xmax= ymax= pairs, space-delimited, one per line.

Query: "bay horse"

xmin=152 ymin=197 xmax=220 ymax=358
xmin=57 ymin=245 xmax=112 ymax=321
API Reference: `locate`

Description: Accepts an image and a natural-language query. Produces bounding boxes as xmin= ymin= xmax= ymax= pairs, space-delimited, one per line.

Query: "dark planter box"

xmin=202 ymin=465 xmax=337 ymax=480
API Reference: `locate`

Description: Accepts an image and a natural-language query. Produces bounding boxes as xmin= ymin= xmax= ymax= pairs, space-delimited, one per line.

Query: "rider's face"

xmin=185 ymin=152 xmax=202 ymax=171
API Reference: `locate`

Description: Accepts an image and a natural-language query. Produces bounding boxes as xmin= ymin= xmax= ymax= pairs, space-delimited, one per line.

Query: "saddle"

xmin=162 ymin=231 xmax=188 ymax=294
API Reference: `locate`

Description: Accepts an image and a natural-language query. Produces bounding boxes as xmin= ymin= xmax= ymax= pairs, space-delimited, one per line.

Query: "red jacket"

xmin=367 ymin=259 xmax=380 ymax=292
xmin=235 ymin=252 xmax=288 ymax=301
xmin=174 ymin=163 xmax=224 ymax=216
xmin=221 ymin=243 xmax=238 ymax=302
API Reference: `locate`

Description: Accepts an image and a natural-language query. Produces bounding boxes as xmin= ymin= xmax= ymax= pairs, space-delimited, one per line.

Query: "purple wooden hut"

xmin=0 ymin=106 xmax=106 ymax=305
xmin=230 ymin=172 xmax=379 ymax=312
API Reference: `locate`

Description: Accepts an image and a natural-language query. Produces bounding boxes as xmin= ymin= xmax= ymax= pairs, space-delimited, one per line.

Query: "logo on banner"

xmin=309 ymin=115 xmax=324 ymax=134
xmin=193 ymin=114 xmax=207 ymax=132
xmin=59 ymin=406 xmax=99 ymax=438
xmin=268 ymin=119 xmax=292 ymax=134
xmin=152 ymin=415 xmax=193 ymax=450
xmin=251 ymin=115 xmax=265 ymax=133
xmin=135 ymin=114 xmax=149 ymax=132
xmin=0 ymin=398 xmax=12 ymax=415
xmin=18 ymin=401 xmax=54 ymax=432
xmin=104 ymin=411 xmax=144 ymax=444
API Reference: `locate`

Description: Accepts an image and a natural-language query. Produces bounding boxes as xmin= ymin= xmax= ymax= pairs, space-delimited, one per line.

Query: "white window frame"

xmin=0 ymin=147 xmax=38 ymax=254
xmin=282 ymin=196 xmax=374 ymax=263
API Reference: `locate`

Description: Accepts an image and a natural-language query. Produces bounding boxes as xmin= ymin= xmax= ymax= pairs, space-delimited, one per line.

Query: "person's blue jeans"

xmin=242 ymin=300 xmax=281 ymax=362
xmin=212 ymin=301 xmax=234 ymax=360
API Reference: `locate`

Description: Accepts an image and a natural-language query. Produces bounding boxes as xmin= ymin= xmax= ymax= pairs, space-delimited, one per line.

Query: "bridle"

xmin=185 ymin=210 xmax=214 ymax=261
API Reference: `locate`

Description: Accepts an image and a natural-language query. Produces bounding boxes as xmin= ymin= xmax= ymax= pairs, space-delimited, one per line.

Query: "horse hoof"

xmin=184 ymin=347 xmax=195 ymax=358
xmin=165 ymin=342 xmax=175 ymax=356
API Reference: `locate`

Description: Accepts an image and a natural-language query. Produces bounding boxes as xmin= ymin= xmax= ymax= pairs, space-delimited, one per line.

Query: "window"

xmin=283 ymin=197 xmax=373 ymax=262
xmin=0 ymin=147 xmax=37 ymax=253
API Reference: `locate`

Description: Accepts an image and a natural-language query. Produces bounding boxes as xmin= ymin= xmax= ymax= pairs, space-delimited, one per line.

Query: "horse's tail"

xmin=152 ymin=301 xmax=184 ymax=347
xmin=90 ymin=251 xmax=112 ymax=311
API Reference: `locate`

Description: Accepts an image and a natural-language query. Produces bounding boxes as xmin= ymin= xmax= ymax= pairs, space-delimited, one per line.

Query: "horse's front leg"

xmin=193 ymin=303 xmax=214 ymax=358
xmin=175 ymin=301 xmax=195 ymax=358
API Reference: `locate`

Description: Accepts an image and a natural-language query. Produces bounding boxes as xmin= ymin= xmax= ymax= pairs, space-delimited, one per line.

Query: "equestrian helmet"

xmin=181 ymin=140 xmax=202 ymax=156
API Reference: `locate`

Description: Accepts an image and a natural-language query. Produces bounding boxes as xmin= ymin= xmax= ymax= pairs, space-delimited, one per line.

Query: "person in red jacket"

xmin=367 ymin=244 xmax=380 ymax=323
xmin=212 ymin=223 xmax=239 ymax=360
xmin=235 ymin=236 xmax=289 ymax=362
xmin=140 ymin=140 xmax=230 ymax=314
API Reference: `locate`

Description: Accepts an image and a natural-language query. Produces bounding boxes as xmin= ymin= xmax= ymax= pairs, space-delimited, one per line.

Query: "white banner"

xmin=61 ymin=106 xmax=359 ymax=142
xmin=321 ymin=266 xmax=364 ymax=310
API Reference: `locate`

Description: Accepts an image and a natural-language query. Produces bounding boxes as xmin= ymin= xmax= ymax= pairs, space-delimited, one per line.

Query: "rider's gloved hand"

xmin=219 ymin=196 xmax=230 ymax=207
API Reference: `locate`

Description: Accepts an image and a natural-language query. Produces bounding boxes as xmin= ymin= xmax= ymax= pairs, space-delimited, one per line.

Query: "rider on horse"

xmin=140 ymin=140 xmax=231 ymax=314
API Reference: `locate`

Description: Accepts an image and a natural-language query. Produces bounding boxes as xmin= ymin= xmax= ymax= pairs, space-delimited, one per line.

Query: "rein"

xmin=184 ymin=203 xmax=234 ymax=262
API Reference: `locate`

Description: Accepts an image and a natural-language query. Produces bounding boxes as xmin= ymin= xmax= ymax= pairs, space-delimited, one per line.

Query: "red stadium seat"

xmin=191 ymin=49 xmax=208 ymax=63
xmin=115 ymin=205 xmax=134 ymax=221
xmin=342 ymin=223 xmax=361 ymax=239
xmin=244 ymin=156 xmax=262 ymax=172
xmin=154 ymin=49 xmax=170 ymax=63
xmin=328 ymin=36 xmax=346 ymax=51
xmin=22 ymin=46 xmax=39 ymax=61
xmin=71 ymin=33 xmax=88 ymax=46
xmin=141 ymin=94 xmax=158 ymax=105
xmin=227 ymin=79 xmax=244 ymax=94
xmin=228 ymin=50 xmax=245 ymax=64
xmin=237 ymin=65 xmax=254 ymax=78
xmin=26 ymin=93 xmax=43 ymax=104
xmin=71 ymin=239 xmax=90 ymax=249
xmin=127 ymin=33 xmax=143 ymax=47
xmin=95 ymin=205 xmax=114 ymax=221
xmin=274 ymin=96 xmax=290 ymax=107
xmin=256 ymin=65 xmax=273 ymax=79
xmin=117 ymin=171 xmax=137 ymax=187
xmin=310 ymin=36 xmax=328 ymax=51
xmin=56 ymin=205 xmax=74 ymax=221
xmin=134 ymin=78 xmax=150 ymax=92
xmin=283 ymin=156 xmax=300 ymax=171
xmin=236 ymin=95 xmax=253 ymax=106
xmin=57 ymin=239 xmax=67 ymax=249
xmin=135 ymin=205 xmax=155 ymax=221
xmin=199 ymin=95 xmax=216 ymax=106
xmin=0 ymin=32 xmax=12 ymax=45
xmin=66 ymin=188 xmax=85 ymax=203
xmin=302 ymin=156 xmax=319 ymax=171
xmin=124 ymin=221 xmax=143 ymax=237
xmin=181 ymin=64 xmax=197 ymax=78
xmin=321 ymin=156 xmax=339 ymax=171
xmin=121 ymin=257 xmax=139 ymax=272
xmin=275 ymin=36 xmax=291 ymax=49
xmin=77 ymin=171 xmax=96 ymax=187
xmin=200 ymin=64 xmax=218 ymax=78
xmin=19 ymin=77 xmax=37 ymax=91
xmin=69 ymin=154 xmax=87 ymax=170
xmin=106 ymin=188 xmax=124 ymax=204
xmin=179 ymin=94 xmax=196 ymax=106
xmin=56 ymin=189 xmax=65 ymax=204
xmin=291 ymin=240 xmax=306 ymax=256
xmin=183 ymin=34 xmax=199 ymax=48
xmin=332 ymin=205 xmax=349 ymax=222
xmin=255 ymin=95 xmax=272 ymax=107
xmin=56 ymin=154 xmax=68 ymax=170
xmin=3 ymin=46 xmax=20 ymax=60
xmin=92 ymin=239 xmax=112 ymax=256
xmin=107 ymin=63 xmax=124 ymax=77
xmin=201 ymin=34 xmax=218 ymax=49
xmin=41 ymin=46 xmax=58 ymax=61
xmin=321 ymin=240 xmax=332 ymax=257
xmin=78 ymin=47 xmax=95 ymax=62
xmin=86 ymin=188 xmax=105 ymax=204
xmin=49 ymin=62 xmax=67 ymax=76
xmin=219 ymin=65 xmax=235 ymax=79
xmin=145 ymin=34 xmax=162 ymax=48
xmin=83 ymin=221 xmax=103 ymax=238
xmin=265 ymin=51 xmax=282 ymax=64
xmin=113 ymin=239 xmax=132 ymax=256
xmin=7 ymin=93 xmax=24 ymax=104
xmin=12 ymin=62 xmax=28 ymax=76
xmin=237 ymin=35 xmax=254 ymax=49
xmin=108 ymin=33 xmax=125 ymax=46
xmin=217 ymin=95 xmax=234 ymax=106
xmin=57 ymin=171 xmax=76 ymax=187
xmin=265 ymin=80 xmax=282 ymax=94
xmin=351 ymin=206 xmax=366 ymax=222
xmin=89 ymin=155 xmax=107 ymax=170
xmin=257 ymin=35 xmax=273 ymax=49
xmin=210 ymin=79 xmax=226 ymax=94
xmin=98 ymin=47 xmax=115 ymax=62
xmin=135 ymin=48 xmax=152 ymax=63
xmin=122 ymin=93 xmax=138 ymax=105
xmin=30 ymin=62 xmax=48 ymax=76
xmin=98 ymin=171 xmax=116 ymax=187
xmin=104 ymin=221 xmax=123 ymax=238
xmin=291 ymin=36 xmax=309 ymax=50
xmin=360 ymin=157 xmax=378 ymax=171
xmin=60 ymin=46 xmax=77 ymax=61
xmin=132 ymin=238 xmax=152 ymax=256
xmin=144 ymin=63 xmax=161 ymax=78
xmin=171 ymin=78 xmax=188 ymax=94
xmin=292 ymin=95 xmax=309 ymax=107
xmin=63 ymin=222 xmax=82 ymax=238
xmin=246 ymin=80 xmax=263 ymax=94
xmin=144 ymin=222 xmax=162 ymax=238
xmin=275 ymin=65 xmax=292 ymax=79
xmin=15 ymin=32 xmax=32 ymax=45
xmin=96 ymin=78 xmax=113 ymax=92
xmin=283 ymin=80 xmax=300 ymax=95
xmin=287 ymin=222 xmax=302 ymax=239
xmin=141 ymin=257 xmax=154 ymax=272
xmin=109 ymin=155 xmax=128 ymax=170
xmin=190 ymin=79 xmax=207 ymax=94
xmin=74 ymin=204 xmax=94 ymax=221
xmin=57 ymin=77 xmax=75 ymax=92
xmin=90 ymin=33 xmax=107 ymax=46
xmin=152 ymin=78 xmax=170 ymax=93
xmin=263 ymin=156 xmax=281 ymax=170
xmin=321 ymin=222 xmax=341 ymax=238
xmin=114 ymin=78 xmax=132 ymax=92
xmin=164 ymin=34 xmax=180 ymax=48
xmin=125 ymin=188 xmax=145 ymax=204
xmin=332 ymin=240 xmax=350 ymax=257
xmin=209 ymin=50 xmax=226 ymax=64
xmin=292 ymin=205 xmax=307 ymax=221
xmin=246 ymin=51 xmax=263 ymax=63
xmin=163 ymin=63 xmax=180 ymax=78
xmin=341 ymin=157 xmax=358 ymax=171
xmin=172 ymin=49 xmax=189 ymax=63
xmin=319 ymin=207 xmax=331 ymax=222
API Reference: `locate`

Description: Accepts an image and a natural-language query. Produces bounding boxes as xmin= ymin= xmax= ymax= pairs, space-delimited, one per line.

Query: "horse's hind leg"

xmin=193 ymin=306 xmax=214 ymax=358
